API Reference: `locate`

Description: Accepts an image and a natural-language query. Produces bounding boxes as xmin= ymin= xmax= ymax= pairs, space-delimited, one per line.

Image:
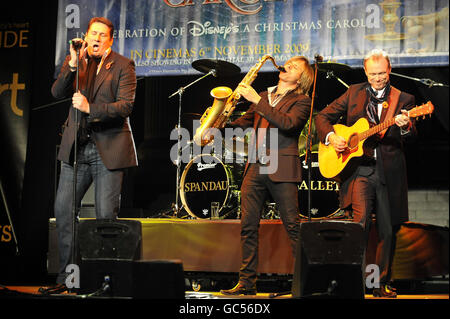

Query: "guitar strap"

xmin=379 ymin=86 xmax=401 ymax=139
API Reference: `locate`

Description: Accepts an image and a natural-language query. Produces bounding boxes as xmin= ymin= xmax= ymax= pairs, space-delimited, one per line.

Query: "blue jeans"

xmin=54 ymin=141 xmax=124 ymax=284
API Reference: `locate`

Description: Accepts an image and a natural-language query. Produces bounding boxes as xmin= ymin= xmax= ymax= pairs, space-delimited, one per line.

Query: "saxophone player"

xmin=221 ymin=56 xmax=314 ymax=295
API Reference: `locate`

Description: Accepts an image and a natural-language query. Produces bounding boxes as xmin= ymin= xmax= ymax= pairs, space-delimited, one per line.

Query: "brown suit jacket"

xmin=231 ymin=90 xmax=311 ymax=182
xmin=52 ymin=50 xmax=138 ymax=170
xmin=315 ymin=83 xmax=416 ymax=225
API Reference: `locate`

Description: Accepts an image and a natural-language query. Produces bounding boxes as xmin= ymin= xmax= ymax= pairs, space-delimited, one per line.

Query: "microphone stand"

xmin=70 ymin=46 xmax=81 ymax=267
xmin=390 ymin=71 xmax=449 ymax=88
xmin=305 ymin=56 xmax=321 ymax=222
xmin=168 ymin=69 xmax=216 ymax=218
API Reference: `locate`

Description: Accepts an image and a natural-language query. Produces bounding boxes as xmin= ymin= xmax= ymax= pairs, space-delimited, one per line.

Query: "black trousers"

xmin=349 ymin=164 xmax=398 ymax=285
xmin=238 ymin=163 xmax=300 ymax=287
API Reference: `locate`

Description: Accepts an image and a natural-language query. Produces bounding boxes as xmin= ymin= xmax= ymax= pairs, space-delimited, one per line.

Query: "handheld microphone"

xmin=69 ymin=39 xmax=84 ymax=50
xmin=314 ymin=54 xmax=323 ymax=62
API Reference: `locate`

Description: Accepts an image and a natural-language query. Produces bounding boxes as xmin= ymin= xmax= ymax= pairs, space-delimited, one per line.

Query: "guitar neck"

xmin=358 ymin=117 xmax=397 ymax=141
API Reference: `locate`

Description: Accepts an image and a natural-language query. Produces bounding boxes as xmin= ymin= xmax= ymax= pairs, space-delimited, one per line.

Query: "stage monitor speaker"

xmin=77 ymin=219 xmax=142 ymax=261
xmin=292 ymin=221 xmax=366 ymax=299
xmin=79 ymin=259 xmax=134 ymax=296
xmin=79 ymin=259 xmax=185 ymax=299
xmin=132 ymin=260 xmax=185 ymax=299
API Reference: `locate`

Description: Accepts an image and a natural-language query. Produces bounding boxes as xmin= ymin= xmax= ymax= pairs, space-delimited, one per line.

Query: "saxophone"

xmin=194 ymin=55 xmax=284 ymax=146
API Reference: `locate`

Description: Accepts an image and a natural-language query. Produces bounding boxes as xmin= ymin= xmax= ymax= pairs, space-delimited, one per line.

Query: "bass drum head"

xmin=298 ymin=152 xmax=341 ymax=219
xmin=180 ymin=154 xmax=235 ymax=219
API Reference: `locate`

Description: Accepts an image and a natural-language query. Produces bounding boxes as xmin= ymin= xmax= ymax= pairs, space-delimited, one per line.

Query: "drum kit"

xmin=170 ymin=58 xmax=352 ymax=220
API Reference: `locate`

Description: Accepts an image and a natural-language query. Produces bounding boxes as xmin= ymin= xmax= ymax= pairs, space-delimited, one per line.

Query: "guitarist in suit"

xmin=43 ymin=17 xmax=138 ymax=293
xmin=315 ymin=49 xmax=416 ymax=298
xmin=220 ymin=57 xmax=314 ymax=295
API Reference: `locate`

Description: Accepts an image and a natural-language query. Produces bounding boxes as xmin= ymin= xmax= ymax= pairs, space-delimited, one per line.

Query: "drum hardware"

xmin=180 ymin=154 xmax=240 ymax=219
xmin=220 ymin=190 xmax=241 ymax=219
xmin=262 ymin=202 xmax=280 ymax=220
xmin=178 ymin=152 xmax=340 ymax=220
xmin=315 ymin=61 xmax=352 ymax=73
xmin=298 ymin=153 xmax=340 ymax=219
xmin=298 ymin=115 xmax=319 ymax=158
xmin=192 ymin=59 xmax=241 ymax=77
xmin=325 ymin=70 xmax=350 ymax=89
xmin=223 ymin=135 xmax=249 ymax=158
xmin=168 ymin=59 xmax=240 ymax=217
xmin=315 ymin=61 xmax=351 ymax=89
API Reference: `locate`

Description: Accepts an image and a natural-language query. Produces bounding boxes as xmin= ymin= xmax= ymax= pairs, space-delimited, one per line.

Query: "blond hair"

xmin=291 ymin=56 xmax=314 ymax=95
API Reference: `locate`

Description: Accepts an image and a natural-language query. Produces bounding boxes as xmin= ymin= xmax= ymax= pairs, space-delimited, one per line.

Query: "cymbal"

xmin=315 ymin=62 xmax=351 ymax=73
xmin=297 ymin=117 xmax=319 ymax=157
xmin=182 ymin=112 xmax=201 ymax=119
xmin=192 ymin=59 xmax=241 ymax=77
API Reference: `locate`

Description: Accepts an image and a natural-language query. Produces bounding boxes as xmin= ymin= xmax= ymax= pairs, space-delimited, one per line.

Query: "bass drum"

xmin=298 ymin=152 xmax=341 ymax=219
xmin=180 ymin=154 xmax=238 ymax=219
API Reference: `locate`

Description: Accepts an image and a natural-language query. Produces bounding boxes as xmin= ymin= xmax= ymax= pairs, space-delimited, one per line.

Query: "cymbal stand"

xmin=168 ymin=69 xmax=216 ymax=217
xmin=325 ymin=70 xmax=350 ymax=89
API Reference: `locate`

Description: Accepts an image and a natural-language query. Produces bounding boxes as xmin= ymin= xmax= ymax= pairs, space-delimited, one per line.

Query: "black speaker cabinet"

xmin=292 ymin=221 xmax=366 ymax=299
xmin=76 ymin=220 xmax=184 ymax=298
xmin=79 ymin=259 xmax=134 ymax=296
xmin=77 ymin=219 xmax=142 ymax=261
xmin=132 ymin=260 xmax=185 ymax=299
xmin=79 ymin=259 xmax=185 ymax=298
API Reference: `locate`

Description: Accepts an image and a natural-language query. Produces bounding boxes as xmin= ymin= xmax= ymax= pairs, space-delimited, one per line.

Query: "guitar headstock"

xmin=408 ymin=101 xmax=435 ymax=118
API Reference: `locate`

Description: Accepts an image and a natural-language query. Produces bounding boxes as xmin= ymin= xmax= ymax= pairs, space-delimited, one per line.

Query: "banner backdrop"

xmin=56 ymin=0 xmax=449 ymax=76
xmin=0 ymin=19 xmax=31 ymax=252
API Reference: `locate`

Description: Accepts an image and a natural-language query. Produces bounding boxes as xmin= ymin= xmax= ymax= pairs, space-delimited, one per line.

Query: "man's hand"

xmin=72 ymin=92 xmax=90 ymax=114
xmin=68 ymin=38 xmax=86 ymax=68
xmin=329 ymin=133 xmax=347 ymax=152
xmin=236 ymin=83 xmax=261 ymax=105
xmin=395 ymin=109 xmax=411 ymax=130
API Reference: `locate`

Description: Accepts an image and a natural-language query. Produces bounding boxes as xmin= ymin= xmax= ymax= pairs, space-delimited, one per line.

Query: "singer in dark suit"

xmin=220 ymin=56 xmax=314 ymax=295
xmin=47 ymin=17 xmax=137 ymax=291
xmin=315 ymin=49 xmax=416 ymax=297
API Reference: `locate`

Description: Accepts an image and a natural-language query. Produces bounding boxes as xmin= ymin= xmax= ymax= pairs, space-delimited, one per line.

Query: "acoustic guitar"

xmin=318 ymin=101 xmax=435 ymax=181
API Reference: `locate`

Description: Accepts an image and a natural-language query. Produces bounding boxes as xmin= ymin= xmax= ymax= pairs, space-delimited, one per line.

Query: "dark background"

xmin=1 ymin=1 xmax=448 ymax=284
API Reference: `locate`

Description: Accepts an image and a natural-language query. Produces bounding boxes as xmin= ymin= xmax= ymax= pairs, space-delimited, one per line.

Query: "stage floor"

xmin=2 ymin=286 xmax=448 ymax=300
